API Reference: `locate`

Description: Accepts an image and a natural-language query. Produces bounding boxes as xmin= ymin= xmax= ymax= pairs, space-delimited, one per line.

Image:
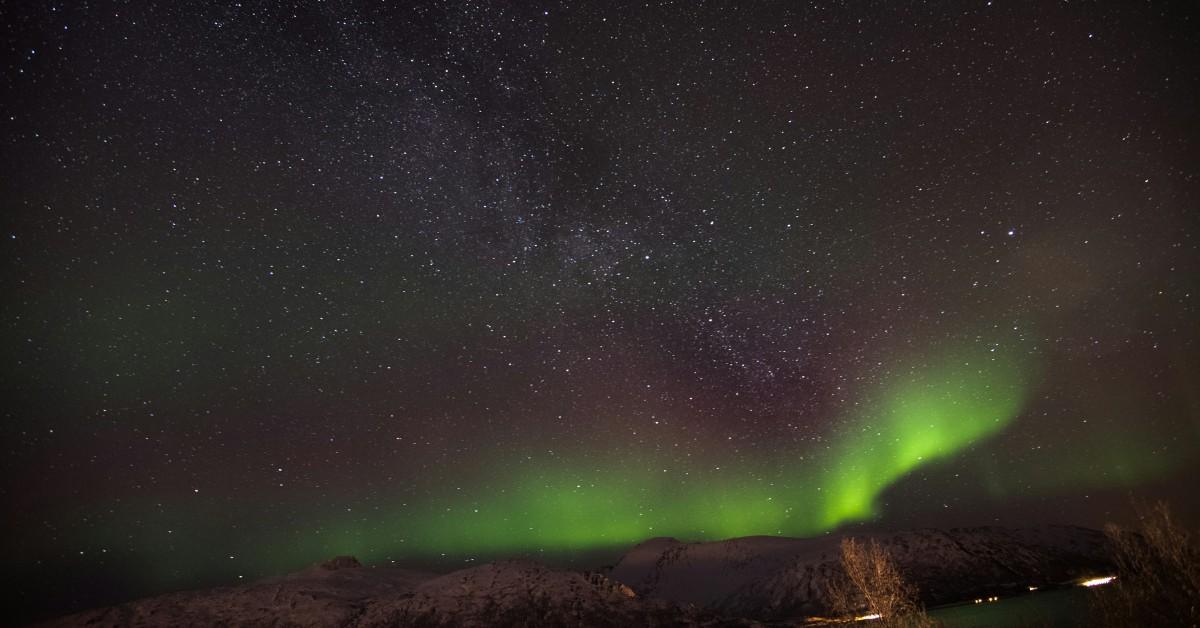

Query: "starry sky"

xmin=2 ymin=0 xmax=1198 ymax=619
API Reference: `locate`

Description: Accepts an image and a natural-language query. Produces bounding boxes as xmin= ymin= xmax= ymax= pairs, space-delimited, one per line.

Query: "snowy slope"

xmin=37 ymin=557 xmax=762 ymax=627
xmin=609 ymin=526 xmax=1112 ymax=620
xmin=36 ymin=526 xmax=1110 ymax=626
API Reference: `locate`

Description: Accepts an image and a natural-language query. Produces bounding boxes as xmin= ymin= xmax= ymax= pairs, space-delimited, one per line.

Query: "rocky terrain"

xmin=36 ymin=526 xmax=1111 ymax=627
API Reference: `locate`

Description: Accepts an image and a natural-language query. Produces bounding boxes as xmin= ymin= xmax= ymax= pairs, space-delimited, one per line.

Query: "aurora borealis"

xmin=2 ymin=0 xmax=1198 ymax=621
xmin=283 ymin=335 xmax=1033 ymax=560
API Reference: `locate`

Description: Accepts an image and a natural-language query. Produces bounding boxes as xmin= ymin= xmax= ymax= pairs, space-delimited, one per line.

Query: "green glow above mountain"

xmin=278 ymin=337 xmax=1034 ymax=563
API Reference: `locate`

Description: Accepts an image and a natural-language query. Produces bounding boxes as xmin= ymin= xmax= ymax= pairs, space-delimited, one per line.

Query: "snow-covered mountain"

xmin=36 ymin=526 xmax=1110 ymax=626
xmin=610 ymin=525 xmax=1112 ymax=621
xmin=37 ymin=557 xmax=758 ymax=627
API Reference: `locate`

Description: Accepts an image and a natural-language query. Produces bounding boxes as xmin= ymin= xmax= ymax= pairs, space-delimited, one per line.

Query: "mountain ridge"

xmin=611 ymin=524 xmax=1112 ymax=620
xmin=35 ymin=525 xmax=1111 ymax=627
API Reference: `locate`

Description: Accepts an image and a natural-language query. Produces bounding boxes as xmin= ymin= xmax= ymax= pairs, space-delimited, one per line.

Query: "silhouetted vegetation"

xmin=828 ymin=537 xmax=937 ymax=627
xmin=1091 ymin=501 xmax=1199 ymax=627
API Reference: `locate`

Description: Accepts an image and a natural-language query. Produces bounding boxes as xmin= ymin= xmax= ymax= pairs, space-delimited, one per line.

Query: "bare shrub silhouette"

xmin=1092 ymin=500 xmax=1200 ymax=627
xmin=828 ymin=537 xmax=937 ymax=627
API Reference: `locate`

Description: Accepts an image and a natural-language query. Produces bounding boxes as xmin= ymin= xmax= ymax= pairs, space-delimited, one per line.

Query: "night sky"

xmin=2 ymin=0 xmax=1198 ymax=619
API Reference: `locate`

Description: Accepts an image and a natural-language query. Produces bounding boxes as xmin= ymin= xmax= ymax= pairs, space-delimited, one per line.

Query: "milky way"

xmin=2 ymin=1 xmax=1197 ymax=619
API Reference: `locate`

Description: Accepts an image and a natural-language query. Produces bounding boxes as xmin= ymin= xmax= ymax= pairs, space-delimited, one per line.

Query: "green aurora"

xmin=274 ymin=338 xmax=1034 ymax=563
xmin=68 ymin=329 xmax=1191 ymax=593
